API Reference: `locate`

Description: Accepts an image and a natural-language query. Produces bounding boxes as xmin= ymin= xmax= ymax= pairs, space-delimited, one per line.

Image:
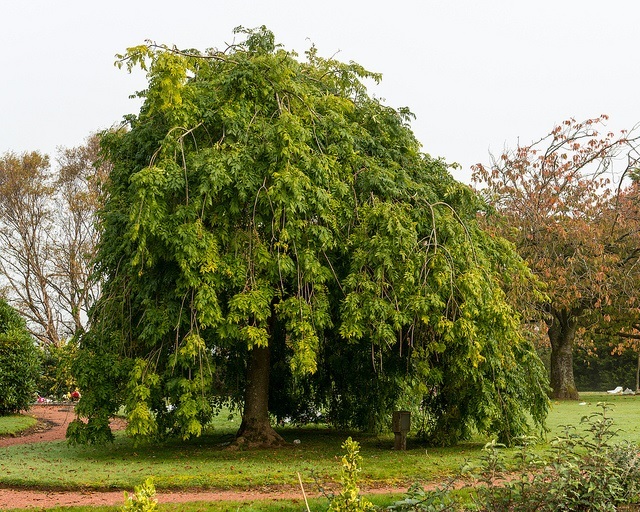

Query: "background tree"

xmin=54 ymin=134 xmax=107 ymax=336
xmin=591 ymin=179 xmax=640 ymax=393
xmin=573 ymin=336 xmax=639 ymax=392
xmin=0 ymin=151 xmax=59 ymax=345
xmin=0 ymin=298 xmax=40 ymax=414
xmin=472 ymin=116 xmax=640 ymax=399
xmin=69 ymin=27 xmax=549 ymax=447
xmin=0 ymin=136 xmax=104 ymax=346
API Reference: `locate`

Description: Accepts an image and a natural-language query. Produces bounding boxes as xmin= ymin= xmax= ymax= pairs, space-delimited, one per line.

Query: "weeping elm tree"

xmin=68 ymin=27 xmax=549 ymax=447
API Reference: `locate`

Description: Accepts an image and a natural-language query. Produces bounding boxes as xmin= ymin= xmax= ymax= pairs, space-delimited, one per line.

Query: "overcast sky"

xmin=2 ymin=1 xmax=639 ymax=183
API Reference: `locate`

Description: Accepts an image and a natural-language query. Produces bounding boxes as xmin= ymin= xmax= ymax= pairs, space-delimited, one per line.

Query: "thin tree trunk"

xmin=636 ymin=352 xmax=639 ymax=394
xmin=234 ymin=343 xmax=285 ymax=448
xmin=547 ymin=310 xmax=580 ymax=400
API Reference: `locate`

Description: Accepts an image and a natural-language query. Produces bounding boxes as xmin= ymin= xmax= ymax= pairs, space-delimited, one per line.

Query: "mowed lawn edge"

xmin=0 ymin=414 xmax=37 ymax=436
xmin=0 ymin=392 xmax=638 ymax=492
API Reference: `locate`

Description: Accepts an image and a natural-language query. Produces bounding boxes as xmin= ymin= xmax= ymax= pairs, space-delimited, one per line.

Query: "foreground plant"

xmin=121 ymin=477 xmax=158 ymax=512
xmin=384 ymin=403 xmax=640 ymax=511
xmin=388 ymin=482 xmax=458 ymax=512
xmin=467 ymin=403 xmax=640 ymax=511
xmin=328 ymin=437 xmax=375 ymax=512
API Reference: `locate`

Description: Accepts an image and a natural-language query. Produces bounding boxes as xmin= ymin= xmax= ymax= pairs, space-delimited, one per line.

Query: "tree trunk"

xmin=233 ymin=343 xmax=285 ymax=448
xmin=636 ymin=352 xmax=639 ymax=394
xmin=547 ymin=310 xmax=580 ymax=400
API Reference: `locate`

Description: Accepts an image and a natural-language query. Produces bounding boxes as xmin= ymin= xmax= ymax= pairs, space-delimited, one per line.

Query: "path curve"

xmin=0 ymin=404 xmax=126 ymax=448
xmin=0 ymin=406 xmax=407 ymax=509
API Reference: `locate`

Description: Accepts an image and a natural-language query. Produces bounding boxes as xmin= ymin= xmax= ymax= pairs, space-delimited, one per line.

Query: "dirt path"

xmin=0 ymin=404 xmax=126 ymax=448
xmin=0 ymin=486 xmax=401 ymax=509
xmin=0 ymin=406 xmax=405 ymax=509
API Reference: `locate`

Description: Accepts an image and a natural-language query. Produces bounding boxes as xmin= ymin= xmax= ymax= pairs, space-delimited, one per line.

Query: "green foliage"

xmin=67 ymin=330 xmax=133 ymax=445
xmin=121 ymin=477 xmax=158 ymax=511
xmin=328 ymin=437 xmax=375 ymax=512
xmin=37 ymin=339 xmax=78 ymax=399
xmin=465 ymin=403 xmax=640 ymax=511
xmin=0 ymin=298 xmax=40 ymax=414
xmin=388 ymin=482 xmax=458 ymax=511
xmin=573 ymin=340 xmax=638 ymax=392
xmin=72 ymin=26 xmax=548 ymax=446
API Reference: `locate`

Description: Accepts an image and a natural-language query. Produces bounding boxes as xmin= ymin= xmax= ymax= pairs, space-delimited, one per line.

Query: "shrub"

xmin=466 ymin=403 xmax=640 ymax=512
xmin=388 ymin=482 xmax=458 ymax=511
xmin=121 ymin=477 xmax=158 ymax=511
xmin=328 ymin=437 xmax=376 ymax=512
xmin=0 ymin=298 xmax=40 ymax=414
xmin=37 ymin=340 xmax=77 ymax=399
xmin=387 ymin=403 xmax=640 ymax=511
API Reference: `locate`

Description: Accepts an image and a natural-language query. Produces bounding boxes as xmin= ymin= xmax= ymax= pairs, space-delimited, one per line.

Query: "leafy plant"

xmin=37 ymin=339 xmax=78 ymax=399
xmin=121 ymin=477 xmax=158 ymax=511
xmin=0 ymin=298 xmax=40 ymax=414
xmin=467 ymin=403 xmax=640 ymax=511
xmin=387 ymin=482 xmax=458 ymax=511
xmin=328 ymin=437 xmax=375 ymax=512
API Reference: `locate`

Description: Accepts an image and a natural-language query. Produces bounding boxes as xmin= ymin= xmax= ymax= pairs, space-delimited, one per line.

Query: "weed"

xmin=328 ymin=437 xmax=376 ymax=512
xmin=121 ymin=477 xmax=158 ymax=511
xmin=387 ymin=481 xmax=458 ymax=511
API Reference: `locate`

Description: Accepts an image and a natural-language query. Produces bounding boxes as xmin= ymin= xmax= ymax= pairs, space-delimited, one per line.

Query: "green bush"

xmin=37 ymin=340 xmax=77 ymax=399
xmin=121 ymin=477 xmax=158 ymax=511
xmin=0 ymin=298 xmax=40 ymax=414
xmin=466 ymin=404 xmax=640 ymax=511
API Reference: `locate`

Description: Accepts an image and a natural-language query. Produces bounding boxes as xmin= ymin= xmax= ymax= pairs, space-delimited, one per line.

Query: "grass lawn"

xmin=0 ymin=414 xmax=37 ymax=436
xmin=0 ymin=418 xmax=479 ymax=490
xmin=0 ymin=392 xmax=638 ymax=510
xmin=546 ymin=391 xmax=640 ymax=443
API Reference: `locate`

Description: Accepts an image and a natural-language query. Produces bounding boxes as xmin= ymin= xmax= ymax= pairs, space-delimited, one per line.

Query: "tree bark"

xmin=547 ymin=310 xmax=580 ymax=400
xmin=233 ymin=343 xmax=285 ymax=448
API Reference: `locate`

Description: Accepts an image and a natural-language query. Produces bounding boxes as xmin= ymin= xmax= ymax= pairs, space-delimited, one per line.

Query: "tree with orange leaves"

xmin=472 ymin=116 xmax=640 ymax=399
xmin=596 ymin=179 xmax=640 ymax=393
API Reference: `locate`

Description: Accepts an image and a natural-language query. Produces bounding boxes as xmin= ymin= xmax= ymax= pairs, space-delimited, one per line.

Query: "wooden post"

xmin=392 ymin=411 xmax=411 ymax=450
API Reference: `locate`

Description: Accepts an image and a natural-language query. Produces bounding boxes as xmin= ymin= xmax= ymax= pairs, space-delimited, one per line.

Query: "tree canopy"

xmin=472 ymin=116 xmax=640 ymax=399
xmin=69 ymin=27 xmax=548 ymax=447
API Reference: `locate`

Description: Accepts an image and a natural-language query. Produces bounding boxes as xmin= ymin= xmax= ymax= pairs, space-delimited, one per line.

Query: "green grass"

xmin=0 ymin=413 xmax=37 ymax=436
xmin=0 ymin=423 xmax=479 ymax=490
xmin=546 ymin=392 xmax=640 ymax=443
xmin=1 ymin=393 xmax=638 ymax=510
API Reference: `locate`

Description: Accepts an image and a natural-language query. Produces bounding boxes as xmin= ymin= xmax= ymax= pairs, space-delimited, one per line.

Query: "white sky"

xmin=2 ymin=0 xmax=639 ymax=183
